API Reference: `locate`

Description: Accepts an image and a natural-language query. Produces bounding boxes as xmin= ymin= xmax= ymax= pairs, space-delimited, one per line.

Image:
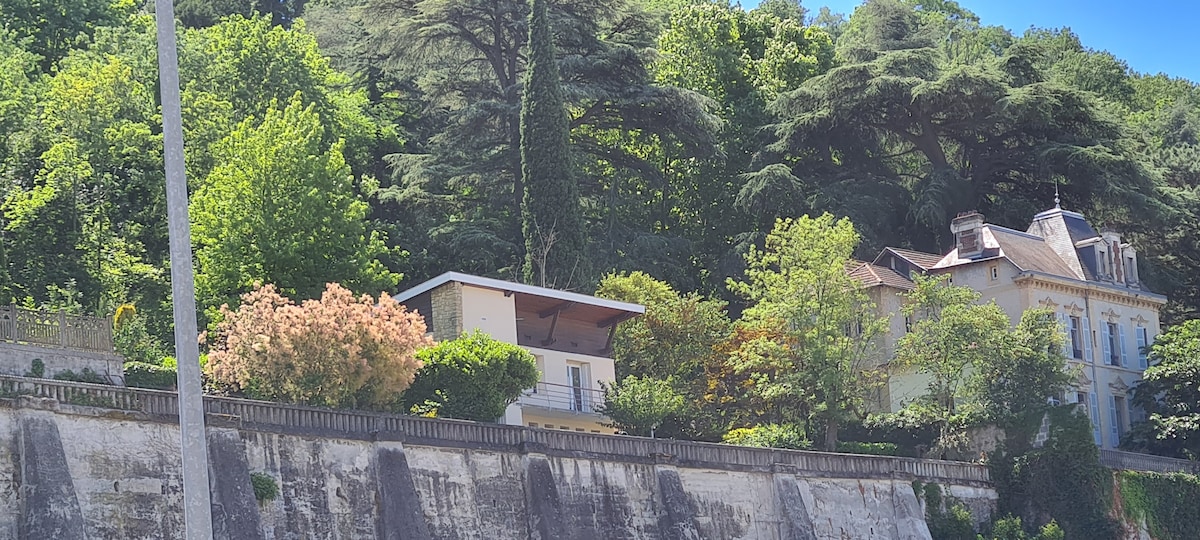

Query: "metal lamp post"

xmin=154 ymin=0 xmax=215 ymax=537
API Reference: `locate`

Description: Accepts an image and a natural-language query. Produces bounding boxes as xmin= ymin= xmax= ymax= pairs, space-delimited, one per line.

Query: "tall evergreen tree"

xmin=520 ymin=0 xmax=585 ymax=287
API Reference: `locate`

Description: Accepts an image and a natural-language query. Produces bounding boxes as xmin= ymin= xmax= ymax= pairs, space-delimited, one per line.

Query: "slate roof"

xmin=933 ymin=224 xmax=1080 ymax=278
xmin=849 ymin=261 xmax=915 ymax=290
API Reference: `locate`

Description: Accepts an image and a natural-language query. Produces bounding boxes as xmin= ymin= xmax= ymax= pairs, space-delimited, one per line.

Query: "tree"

xmin=520 ymin=0 xmax=585 ymax=287
xmin=596 ymin=271 xmax=735 ymax=439
xmin=402 ymin=330 xmax=539 ymax=421
xmin=598 ymin=375 xmax=685 ymax=437
xmin=191 ymin=95 xmax=398 ymax=311
xmin=0 ymin=0 xmax=131 ymax=69
xmin=894 ymin=275 xmax=1011 ymax=449
xmin=206 ymin=283 xmax=432 ymax=409
xmin=893 ymin=277 xmax=1072 ymax=451
xmin=970 ymin=308 xmax=1072 ymax=421
xmin=728 ymin=214 xmax=886 ymax=451
xmin=761 ymin=0 xmax=1165 ymax=254
xmin=1126 ymin=319 xmax=1200 ymax=459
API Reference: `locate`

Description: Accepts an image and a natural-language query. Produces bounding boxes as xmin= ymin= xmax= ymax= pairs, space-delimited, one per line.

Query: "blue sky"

xmin=743 ymin=0 xmax=1199 ymax=82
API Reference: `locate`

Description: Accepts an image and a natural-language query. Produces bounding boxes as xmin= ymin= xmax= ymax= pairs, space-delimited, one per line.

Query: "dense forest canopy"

xmin=1 ymin=0 xmax=1198 ymax=358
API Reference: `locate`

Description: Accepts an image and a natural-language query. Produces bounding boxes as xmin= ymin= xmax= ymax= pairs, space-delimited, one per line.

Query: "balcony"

xmin=520 ymin=381 xmax=605 ymax=415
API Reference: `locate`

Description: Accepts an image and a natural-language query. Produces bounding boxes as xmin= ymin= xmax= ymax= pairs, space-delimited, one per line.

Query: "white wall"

xmin=459 ymin=286 xmax=518 ymax=343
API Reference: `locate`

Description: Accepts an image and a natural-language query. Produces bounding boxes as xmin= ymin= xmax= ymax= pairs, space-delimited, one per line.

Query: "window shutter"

xmin=1101 ymin=324 xmax=1112 ymax=365
xmin=1108 ymin=395 xmax=1119 ymax=447
xmin=1136 ymin=327 xmax=1148 ymax=369
xmin=1119 ymin=324 xmax=1129 ymax=367
xmin=1082 ymin=317 xmax=1093 ymax=363
xmin=1058 ymin=313 xmax=1071 ymax=357
xmin=1089 ymin=393 xmax=1102 ymax=445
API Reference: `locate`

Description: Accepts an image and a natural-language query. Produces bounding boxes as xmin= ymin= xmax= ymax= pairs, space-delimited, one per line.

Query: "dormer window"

xmin=1098 ymin=249 xmax=1108 ymax=277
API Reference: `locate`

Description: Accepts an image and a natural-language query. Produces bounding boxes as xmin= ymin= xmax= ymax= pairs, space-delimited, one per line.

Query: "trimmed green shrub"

xmin=722 ymin=424 xmax=811 ymax=450
xmin=402 ymin=330 xmax=539 ymax=421
xmin=25 ymin=359 xmax=45 ymax=378
xmin=53 ymin=368 xmax=110 ymax=385
xmin=836 ymin=441 xmax=899 ymax=455
xmin=123 ymin=361 xmax=177 ymax=390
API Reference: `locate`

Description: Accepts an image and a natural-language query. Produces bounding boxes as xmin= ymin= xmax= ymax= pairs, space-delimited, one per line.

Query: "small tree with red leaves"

xmin=206 ymin=283 xmax=433 ymax=410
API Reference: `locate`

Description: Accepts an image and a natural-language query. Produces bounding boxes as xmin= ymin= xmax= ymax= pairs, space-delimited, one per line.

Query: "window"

xmin=1126 ymin=256 xmax=1136 ymax=282
xmin=1136 ymin=327 xmax=1149 ymax=369
xmin=1112 ymin=395 xmax=1129 ymax=445
xmin=904 ymin=315 xmax=912 ymax=333
xmin=1099 ymin=249 xmax=1108 ymax=276
xmin=1089 ymin=393 xmax=1102 ymax=445
xmin=1104 ymin=322 xmax=1122 ymax=366
xmin=1068 ymin=316 xmax=1083 ymax=359
xmin=990 ymin=266 xmax=999 ymax=280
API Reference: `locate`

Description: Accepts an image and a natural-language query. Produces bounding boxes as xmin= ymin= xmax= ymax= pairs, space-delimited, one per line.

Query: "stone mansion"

xmin=851 ymin=205 xmax=1165 ymax=449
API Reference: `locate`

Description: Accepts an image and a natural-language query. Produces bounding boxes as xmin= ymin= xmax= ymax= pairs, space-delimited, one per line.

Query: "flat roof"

xmin=392 ymin=272 xmax=645 ymax=315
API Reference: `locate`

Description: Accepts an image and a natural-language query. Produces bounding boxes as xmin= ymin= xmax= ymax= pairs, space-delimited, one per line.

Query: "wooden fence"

xmin=0 ymin=305 xmax=113 ymax=353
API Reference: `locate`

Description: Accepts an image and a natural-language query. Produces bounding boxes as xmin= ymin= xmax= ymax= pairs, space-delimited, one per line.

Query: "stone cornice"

xmin=1013 ymin=272 xmax=1166 ymax=311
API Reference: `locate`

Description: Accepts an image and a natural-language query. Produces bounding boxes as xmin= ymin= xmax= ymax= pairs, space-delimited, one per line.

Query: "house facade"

xmin=864 ymin=206 xmax=1165 ymax=449
xmin=394 ymin=272 xmax=643 ymax=433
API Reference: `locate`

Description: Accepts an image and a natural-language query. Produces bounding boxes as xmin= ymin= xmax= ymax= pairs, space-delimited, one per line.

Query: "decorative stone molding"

xmin=1101 ymin=308 xmax=1121 ymax=323
xmin=1108 ymin=378 xmax=1130 ymax=395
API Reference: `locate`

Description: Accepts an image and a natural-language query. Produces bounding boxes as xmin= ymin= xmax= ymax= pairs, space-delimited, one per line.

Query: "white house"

xmin=866 ymin=205 xmax=1166 ymax=449
xmin=394 ymin=272 xmax=644 ymax=433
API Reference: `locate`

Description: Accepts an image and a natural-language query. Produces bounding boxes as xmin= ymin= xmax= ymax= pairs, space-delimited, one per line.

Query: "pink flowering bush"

xmin=206 ymin=283 xmax=433 ymax=410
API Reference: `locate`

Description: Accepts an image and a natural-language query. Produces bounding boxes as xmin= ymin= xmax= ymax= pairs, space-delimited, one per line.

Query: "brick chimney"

xmin=950 ymin=211 xmax=985 ymax=260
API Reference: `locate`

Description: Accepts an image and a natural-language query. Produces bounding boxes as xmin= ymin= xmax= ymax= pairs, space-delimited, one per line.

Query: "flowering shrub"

xmin=206 ymin=283 xmax=432 ymax=409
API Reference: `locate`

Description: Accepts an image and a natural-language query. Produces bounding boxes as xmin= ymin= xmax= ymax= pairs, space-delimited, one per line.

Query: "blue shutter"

xmin=1089 ymin=393 xmax=1102 ymax=445
xmin=1119 ymin=324 xmax=1129 ymax=368
xmin=1101 ymin=324 xmax=1112 ymax=365
xmin=1082 ymin=317 xmax=1093 ymax=363
xmin=1108 ymin=395 xmax=1119 ymax=447
xmin=1136 ymin=327 xmax=1148 ymax=369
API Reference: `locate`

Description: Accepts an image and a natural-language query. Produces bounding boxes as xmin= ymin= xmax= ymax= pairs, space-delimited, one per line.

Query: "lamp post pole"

xmin=154 ymin=0 xmax=215 ymax=537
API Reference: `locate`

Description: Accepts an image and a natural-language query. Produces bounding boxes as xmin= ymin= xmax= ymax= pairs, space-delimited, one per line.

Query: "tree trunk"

xmin=823 ymin=416 xmax=839 ymax=452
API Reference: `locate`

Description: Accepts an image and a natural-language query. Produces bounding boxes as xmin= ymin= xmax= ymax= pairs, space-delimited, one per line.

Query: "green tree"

xmin=520 ymin=0 xmax=585 ymax=287
xmin=403 ymin=330 xmax=540 ymax=421
xmin=191 ymin=95 xmax=398 ymax=311
xmin=728 ymin=214 xmax=886 ymax=451
xmin=598 ymin=375 xmax=685 ymax=437
xmin=970 ymin=308 xmax=1073 ymax=422
xmin=894 ymin=275 xmax=1010 ymax=450
xmin=762 ymin=0 xmax=1164 ymax=253
xmin=0 ymin=0 xmax=132 ymax=69
xmin=596 ymin=271 xmax=734 ymax=439
xmin=1126 ymin=319 xmax=1200 ymax=459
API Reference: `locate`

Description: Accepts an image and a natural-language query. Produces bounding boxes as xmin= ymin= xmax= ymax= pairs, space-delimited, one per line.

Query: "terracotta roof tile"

xmin=849 ymin=261 xmax=915 ymax=290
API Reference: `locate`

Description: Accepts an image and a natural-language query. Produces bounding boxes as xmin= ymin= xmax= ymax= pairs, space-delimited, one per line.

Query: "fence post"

xmin=59 ymin=310 xmax=67 ymax=346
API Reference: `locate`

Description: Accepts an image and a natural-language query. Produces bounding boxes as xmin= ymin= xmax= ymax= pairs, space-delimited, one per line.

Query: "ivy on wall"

xmin=1117 ymin=471 xmax=1200 ymax=540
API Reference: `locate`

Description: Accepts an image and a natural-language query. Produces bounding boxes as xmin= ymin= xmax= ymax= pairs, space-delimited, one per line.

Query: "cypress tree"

xmin=520 ymin=0 xmax=585 ymax=288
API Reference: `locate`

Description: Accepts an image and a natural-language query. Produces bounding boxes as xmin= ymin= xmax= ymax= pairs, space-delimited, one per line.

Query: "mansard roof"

xmin=933 ymin=224 xmax=1078 ymax=277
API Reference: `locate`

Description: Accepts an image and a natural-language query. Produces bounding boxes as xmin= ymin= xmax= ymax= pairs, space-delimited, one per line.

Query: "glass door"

xmin=567 ymin=364 xmax=584 ymax=411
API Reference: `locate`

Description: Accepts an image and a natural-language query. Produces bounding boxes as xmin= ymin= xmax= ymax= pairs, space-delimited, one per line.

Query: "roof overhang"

xmin=393 ymin=272 xmax=645 ymax=321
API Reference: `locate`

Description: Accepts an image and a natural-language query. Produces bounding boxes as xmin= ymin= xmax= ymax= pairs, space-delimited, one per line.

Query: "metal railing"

xmin=1100 ymin=449 xmax=1200 ymax=474
xmin=0 ymin=374 xmax=994 ymax=484
xmin=520 ymin=381 xmax=604 ymax=414
xmin=0 ymin=305 xmax=113 ymax=353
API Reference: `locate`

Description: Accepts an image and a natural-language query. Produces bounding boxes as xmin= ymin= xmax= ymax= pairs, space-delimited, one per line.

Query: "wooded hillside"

xmin=1 ymin=0 xmax=1197 ymax=349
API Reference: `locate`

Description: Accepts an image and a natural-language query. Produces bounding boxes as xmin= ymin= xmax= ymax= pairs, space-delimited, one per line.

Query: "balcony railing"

xmin=520 ymin=381 xmax=605 ymax=414
xmin=0 ymin=305 xmax=113 ymax=354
